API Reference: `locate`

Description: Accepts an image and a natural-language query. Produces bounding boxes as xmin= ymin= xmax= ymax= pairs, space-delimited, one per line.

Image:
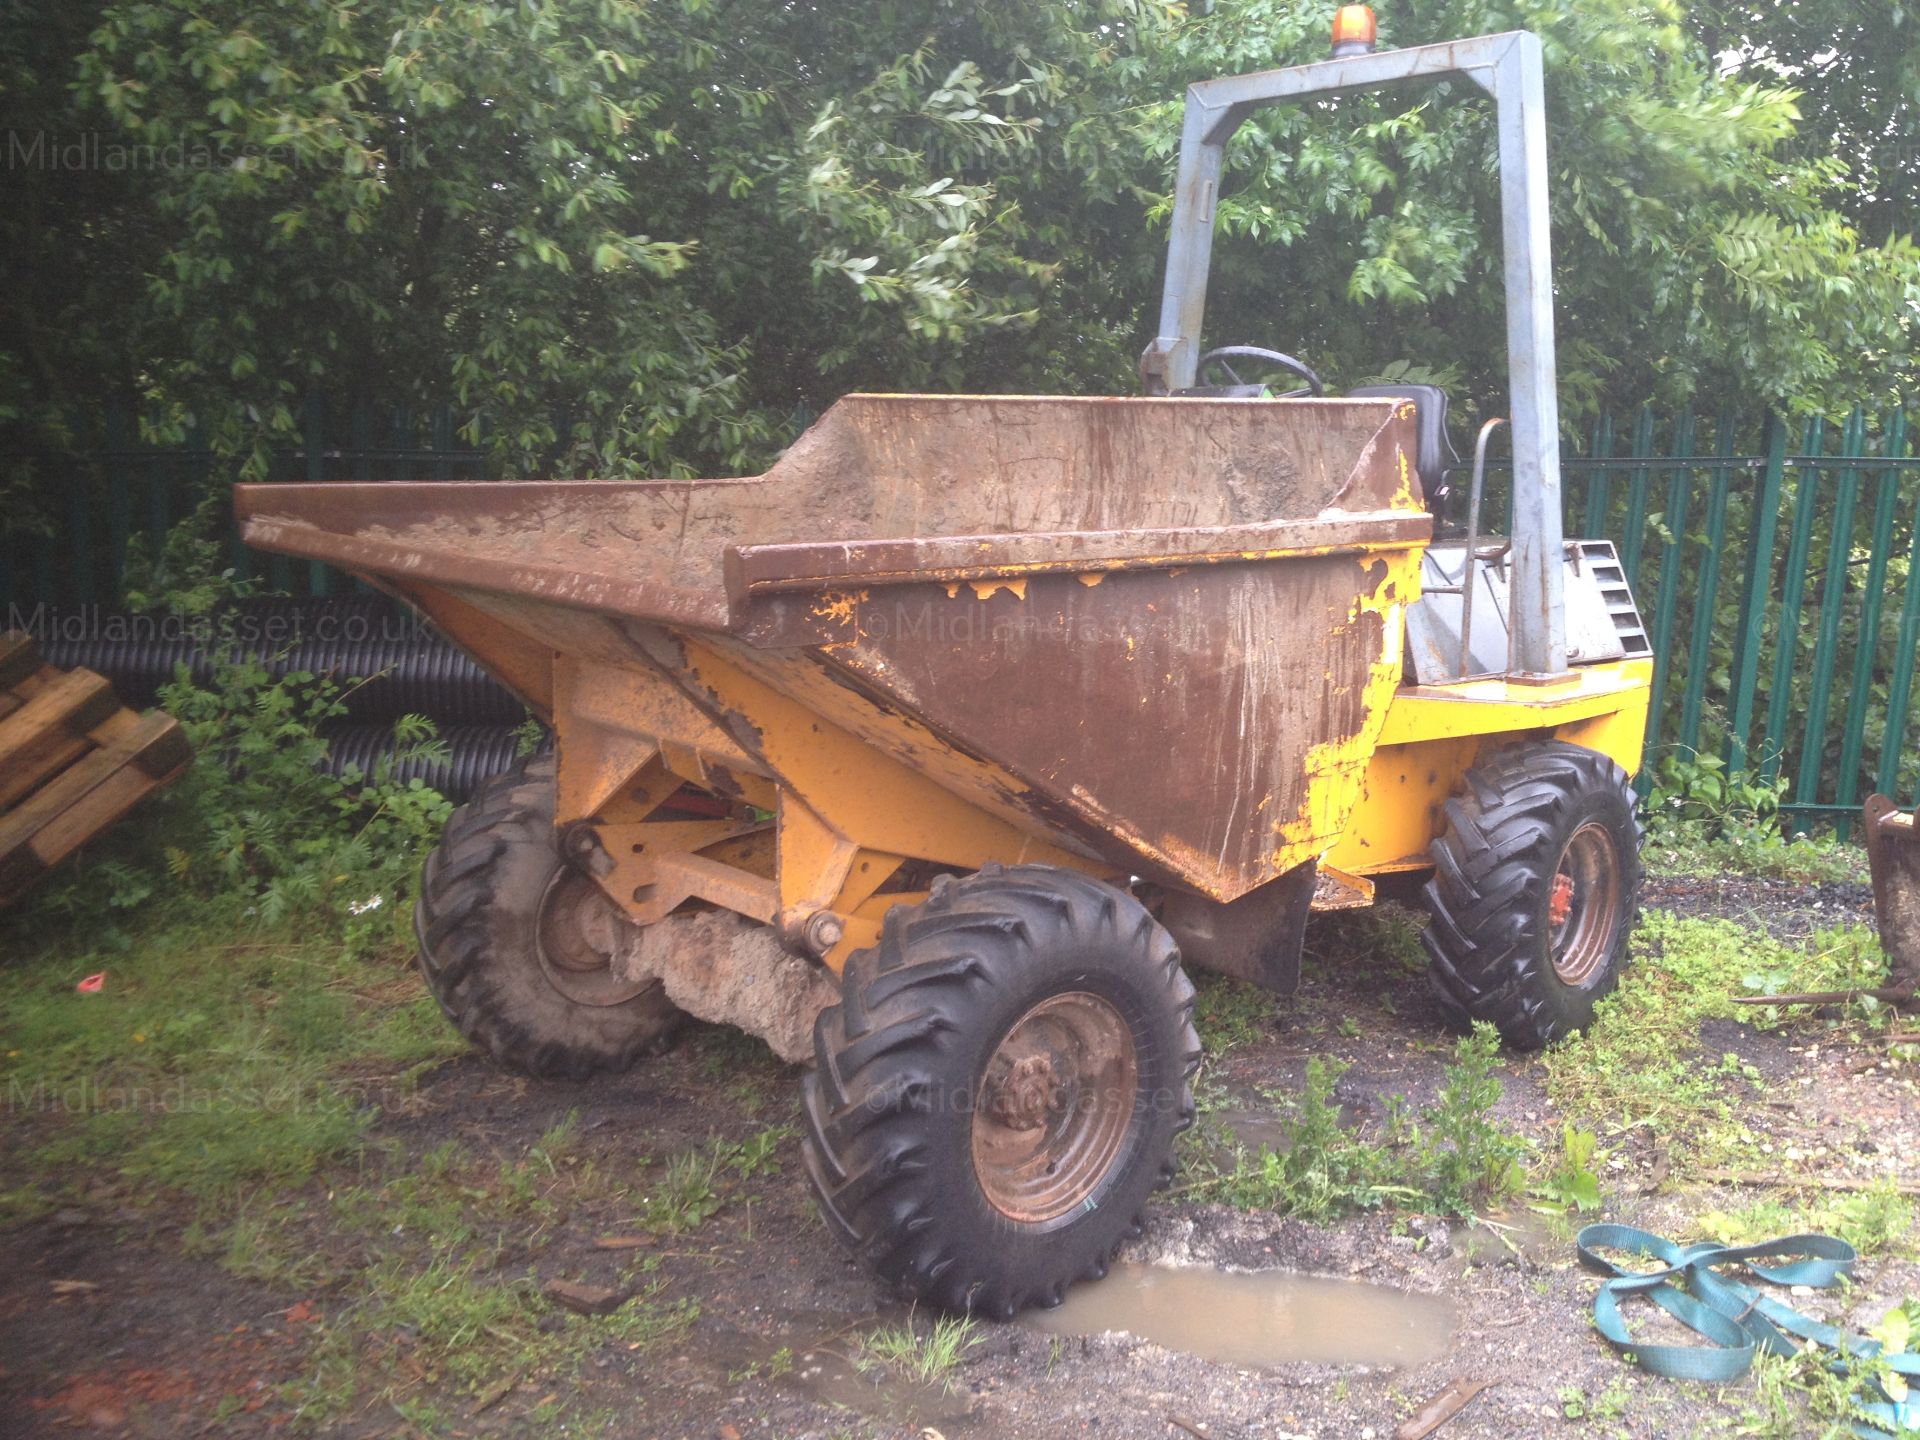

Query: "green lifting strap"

xmin=1577 ymin=1224 xmax=1920 ymax=1435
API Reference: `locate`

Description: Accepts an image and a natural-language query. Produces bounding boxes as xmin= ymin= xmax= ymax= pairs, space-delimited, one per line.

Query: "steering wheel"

xmin=1196 ymin=346 xmax=1325 ymax=398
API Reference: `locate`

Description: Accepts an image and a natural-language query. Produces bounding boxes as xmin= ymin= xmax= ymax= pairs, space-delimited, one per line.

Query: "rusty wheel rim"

xmin=970 ymin=992 xmax=1137 ymax=1224
xmin=535 ymin=869 xmax=658 ymax=1007
xmin=1549 ymin=822 xmax=1622 ymax=987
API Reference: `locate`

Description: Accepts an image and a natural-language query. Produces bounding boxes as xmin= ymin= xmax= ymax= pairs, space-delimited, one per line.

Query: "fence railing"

xmin=4 ymin=399 xmax=1917 ymax=830
xmin=1545 ymin=407 xmax=1916 ymax=827
xmin=0 ymin=395 xmax=487 ymax=607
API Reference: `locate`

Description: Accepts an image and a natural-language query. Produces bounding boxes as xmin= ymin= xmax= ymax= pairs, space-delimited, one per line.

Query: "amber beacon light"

xmin=1330 ymin=5 xmax=1377 ymax=56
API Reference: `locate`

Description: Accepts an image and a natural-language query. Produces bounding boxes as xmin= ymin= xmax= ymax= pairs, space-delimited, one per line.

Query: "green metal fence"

xmin=1552 ymin=406 xmax=1919 ymax=827
xmin=5 ymin=398 xmax=1918 ymax=828
xmin=0 ymin=395 xmax=487 ymax=609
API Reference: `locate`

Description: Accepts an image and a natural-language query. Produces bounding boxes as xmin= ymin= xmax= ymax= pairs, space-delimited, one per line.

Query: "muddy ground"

xmin=4 ymin=874 xmax=1917 ymax=1440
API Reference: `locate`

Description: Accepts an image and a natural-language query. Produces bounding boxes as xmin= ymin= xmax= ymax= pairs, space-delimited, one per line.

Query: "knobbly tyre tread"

xmin=801 ymin=864 xmax=1201 ymax=1319
xmin=413 ymin=752 xmax=681 ymax=1080
xmin=1420 ymin=740 xmax=1644 ymax=1050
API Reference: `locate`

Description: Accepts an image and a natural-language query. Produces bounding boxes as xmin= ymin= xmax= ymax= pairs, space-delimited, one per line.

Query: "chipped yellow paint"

xmin=969 ymin=577 xmax=1029 ymax=601
xmin=1388 ymin=447 xmax=1421 ymax=511
xmin=1076 ymin=572 xmax=1106 ymax=587
xmin=1324 ymin=733 xmax=1484 ymax=874
xmin=944 ymin=581 xmax=963 ymax=599
xmin=810 ymin=589 xmax=869 ymax=626
xmin=810 ymin=589 xmax=873 ymax=653
xmin=1244 ymin=545 xmax=1424 ymax=878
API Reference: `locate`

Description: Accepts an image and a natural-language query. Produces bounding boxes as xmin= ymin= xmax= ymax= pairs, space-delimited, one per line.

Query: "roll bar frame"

xmin=1140 ymin=31 xmax=1566 ymax=675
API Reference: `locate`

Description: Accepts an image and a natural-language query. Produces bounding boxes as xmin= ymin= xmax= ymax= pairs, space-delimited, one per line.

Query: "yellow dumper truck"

xmin=238 ymin=20 xmax=1651 ymax=1316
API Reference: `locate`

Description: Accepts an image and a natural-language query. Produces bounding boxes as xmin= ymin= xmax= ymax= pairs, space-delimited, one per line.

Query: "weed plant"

xmin=8 ymin=530 xmax=455 ymax=959
xmin=1741 ymin=1303 xmax=1920 ymax=1440
xmin=1643 ymin=752 xmax=1866 ymax=884
xmin=17 ymin=650 xmax=452 ymax=957
xmin=1185 ymin=1023 xmax=1535 ymax=1219
xmin=1544 ymin=911 xmax=1895 ymax=1167
xmin=861 ymin=1314 xmax=982 ymax=1390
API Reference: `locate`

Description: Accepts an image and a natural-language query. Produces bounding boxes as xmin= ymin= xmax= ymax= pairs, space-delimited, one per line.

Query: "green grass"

xmin=1741 ymin=1315 xmax=1920 ymax=1440
xmin=1305 ymin=902 xmax=1430 ymax=979
xmin=1 ymin=915 xmax=711 ymax=1433
xmin=1190 ymin=974 xmax=1277 ymax=1051
xmin=633 ymin=1127 xmax=794 ymax=1234
xmin=0 ymin=644 xmax=722 ymax=1433
xmin=1642 ymin=830 xmax=1869 ymax=886
xmin=183 ymin=1200 xmax=338 ymax=1290
xmin=640 ymin=1145 xmax=728 ymax=1235
xmin=1543 ymin=911 xmax=1895 ymax=1167
xmin=1696 ymin=1182 xmax=1916 ymax=1258
xmin=1543 ymin=910 xmax=1748 ymax=1144
xmin=1558 ymin=1377 xmax=1631 ymax=1423
xmin=860 ymin=1314 xmax=981 ymax=1390
xmin=0 ymin=923 xmax=469 ymax=1223
xmin=287 ymin=1257 xmax=697 ymax=1426
xmin=1739 ymin=922 xmax=1898 ymax=1022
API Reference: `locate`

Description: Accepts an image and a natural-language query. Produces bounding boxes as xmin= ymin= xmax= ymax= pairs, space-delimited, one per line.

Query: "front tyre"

xmin=1421 ymin=741 xmax=1643 ymax=1050
xmin=801 ymin=865 xmax=1201 ymax=1318
xmin=413 ymin=753 xmax=682 ymax=1079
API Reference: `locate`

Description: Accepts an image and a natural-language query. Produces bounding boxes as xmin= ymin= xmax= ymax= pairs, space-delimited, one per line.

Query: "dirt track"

xmin=4 ymin=875 xmax=1917 ymax=1439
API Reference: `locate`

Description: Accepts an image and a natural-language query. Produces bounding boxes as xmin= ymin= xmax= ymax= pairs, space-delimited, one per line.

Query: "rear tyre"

xmin=801 ymin=865 xmax=1200 ymax=1318
xmin=414 ymin=753 xmax=682 ymax=1079
xmin=1421 ymin=741 xmax=1642 ymax=1050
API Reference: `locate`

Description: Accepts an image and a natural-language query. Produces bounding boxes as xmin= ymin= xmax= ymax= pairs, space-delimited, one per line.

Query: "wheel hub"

xmin=535 ymin=869 xmax=660 ymax=1007
xmin=1548 ymin=872 xmax=1575 ymax=927
xmin=985 ymin=1052 xmax=1061 ymax=1131
xmin=1549 ymin=821 xmax=1622 ymax=987
xmin=970 ymin=992 xmax=1137 ymax=1225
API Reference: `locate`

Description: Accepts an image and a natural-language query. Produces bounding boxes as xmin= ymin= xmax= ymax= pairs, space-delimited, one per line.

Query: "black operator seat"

xmin=1346 ymin=383 xmax=1459 ymax=521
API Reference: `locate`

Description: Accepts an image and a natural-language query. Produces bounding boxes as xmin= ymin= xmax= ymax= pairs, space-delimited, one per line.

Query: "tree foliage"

xmin=1692 ymin=0 xmax=1920 ymax=246
xmin=1 ymin=0 xmax=1913 ymax=514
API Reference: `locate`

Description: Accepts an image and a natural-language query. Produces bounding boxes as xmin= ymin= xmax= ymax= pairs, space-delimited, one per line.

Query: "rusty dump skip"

xmin=236 ymin=394 xmax=1429 ymax=902
xmin=1864 ymin=794 xmax=1920 ymax=1001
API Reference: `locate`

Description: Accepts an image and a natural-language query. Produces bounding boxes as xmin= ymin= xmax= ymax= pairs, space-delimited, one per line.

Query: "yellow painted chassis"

xmin=532 ymin=610 xmax=1650 ymax=978
xmin=238 ymin=391 xmax=1654 ymax=981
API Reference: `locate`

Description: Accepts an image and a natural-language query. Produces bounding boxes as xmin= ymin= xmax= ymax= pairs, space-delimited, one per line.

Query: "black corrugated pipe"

xmin=21 ymin=596 xmax=525 ymax=725
xmin=316 ymin=724 xmax=533 ymax=803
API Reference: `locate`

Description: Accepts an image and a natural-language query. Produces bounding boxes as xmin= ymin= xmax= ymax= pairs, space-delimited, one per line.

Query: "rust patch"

xmin=236 ymin=391 xmax=1429 ymax=902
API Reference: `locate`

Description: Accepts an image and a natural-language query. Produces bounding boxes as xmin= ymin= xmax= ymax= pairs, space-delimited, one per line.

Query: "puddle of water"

xmin=1025 ymin=1263 xmax=1453 ymax=1370
xmin=697 ymin=1321 xmax=977 ymax=1433
xmin=1450 ymin=1209 xmax=1564 ymax=1269
xmin=1212 ymin=1099 xmax=1368 ymax=1160
xmin=1215 ymin=1107 xmax=1291 ymax=1154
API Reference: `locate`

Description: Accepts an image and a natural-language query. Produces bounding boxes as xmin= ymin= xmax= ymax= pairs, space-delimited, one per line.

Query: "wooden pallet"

xmin=0 ymin=631 xmax=192 ymax=909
